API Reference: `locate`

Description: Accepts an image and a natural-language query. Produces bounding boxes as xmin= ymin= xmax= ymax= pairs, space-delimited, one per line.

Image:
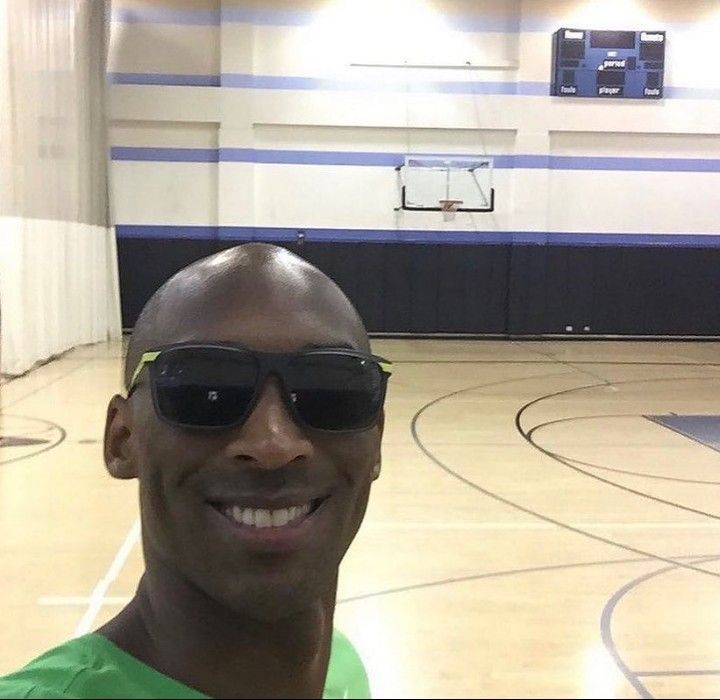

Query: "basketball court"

xmin=3 ymin=1 xmax=720 ymax=697
xmin=3 ymin=337 xmax=720 ymax=698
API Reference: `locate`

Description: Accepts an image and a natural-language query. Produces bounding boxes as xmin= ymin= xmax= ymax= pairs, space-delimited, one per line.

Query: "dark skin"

xmin=100 ymin=244 xmax=383 ymax=699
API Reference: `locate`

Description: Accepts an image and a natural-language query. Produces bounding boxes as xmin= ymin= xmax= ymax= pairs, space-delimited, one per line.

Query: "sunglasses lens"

xmin=153 ymin=348 xmax=258 ymax=428
xmin=288 ymin=354 xmax=385 ymax=431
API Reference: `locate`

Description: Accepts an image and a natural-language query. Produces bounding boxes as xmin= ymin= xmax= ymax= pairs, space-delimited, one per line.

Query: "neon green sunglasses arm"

xmin=129 ymin=351 xmax=161 ymax=390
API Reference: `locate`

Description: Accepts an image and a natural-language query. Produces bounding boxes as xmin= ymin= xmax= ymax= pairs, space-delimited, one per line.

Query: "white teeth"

xmin=224 ymin=502 xmax=316 ymax=528
xmin=255 ymin=509 xmax=272 ymax=528
xmin=272 ymin=509 xmax=290 ymax=527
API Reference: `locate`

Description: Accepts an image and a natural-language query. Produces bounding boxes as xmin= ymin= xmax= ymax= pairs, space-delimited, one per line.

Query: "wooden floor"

xmin=3 ymin=338 xmax=720 ymax=698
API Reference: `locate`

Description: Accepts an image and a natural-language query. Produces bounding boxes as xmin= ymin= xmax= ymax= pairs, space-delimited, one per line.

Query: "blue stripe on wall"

xmin=111 ymin=147 xmax=219 ymax=162
xmin=549 ymin=155 xmax=720 ymax=173
xmin=108 ymin=73 xmax=541 ymax=93
xmin=112 ymin=5 xmax=520 ymax=34
xmin=117 ymin=225 xmax=219 ymax=240
xmin=111 ymin=7 xmax=220 ymax=25
xmin=222 ymin=7 xmax=526 ymax=32
xmin=112 ymin=6 xmax=701 ymax=34
xmin=115 ymin=225 xmax=720 ymax=248
xmin=220 ymin=7 xmax=317 ymax=26
xmin=220 ymin=148 xmax=402 ymax=167
xmin=108 ymin=72 xmax=220 ymax=87
xmin=110 ymin=147 xmax=720 ymax=174
xmin=221 ymin=74 xmax=547 ymax=95
xmin=112 ymin=6 xmax=526 ymax=31
xmin=107 ymin=72 xmax=716 ymax=100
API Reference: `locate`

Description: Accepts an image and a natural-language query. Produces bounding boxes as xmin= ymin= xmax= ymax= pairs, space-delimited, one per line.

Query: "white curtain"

xmin=0 ymin=0 xmax=121 ymax=376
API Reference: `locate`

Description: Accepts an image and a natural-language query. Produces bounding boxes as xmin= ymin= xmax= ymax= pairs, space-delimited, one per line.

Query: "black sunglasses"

xmin=128 ymin=343 xmax=392 ymax=433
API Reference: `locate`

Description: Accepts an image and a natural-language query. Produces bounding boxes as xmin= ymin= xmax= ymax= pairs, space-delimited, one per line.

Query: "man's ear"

xmin=104 ymin=394 xmax=138 ymax=480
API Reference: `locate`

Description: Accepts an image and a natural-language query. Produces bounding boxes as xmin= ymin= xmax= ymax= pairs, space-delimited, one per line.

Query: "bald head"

xmin=124 ymin=243 xmax=370 ymax=390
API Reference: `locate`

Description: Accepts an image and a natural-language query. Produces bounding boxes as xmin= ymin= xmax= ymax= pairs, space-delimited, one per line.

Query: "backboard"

xmin=397 ymin=156 xmax=495 ymax=213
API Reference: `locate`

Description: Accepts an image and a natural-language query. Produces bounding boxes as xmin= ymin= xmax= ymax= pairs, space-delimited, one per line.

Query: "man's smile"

xmin=205 ymin=495 xmax=333 ymax=552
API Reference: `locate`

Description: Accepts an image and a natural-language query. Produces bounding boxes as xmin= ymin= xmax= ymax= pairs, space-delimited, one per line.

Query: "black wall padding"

xmin=118 ymin=239 xmax=720 ymax=336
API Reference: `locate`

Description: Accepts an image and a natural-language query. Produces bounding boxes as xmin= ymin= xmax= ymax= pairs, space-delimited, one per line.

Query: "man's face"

xmin=121 ymin=296 xmax=383 ymax=620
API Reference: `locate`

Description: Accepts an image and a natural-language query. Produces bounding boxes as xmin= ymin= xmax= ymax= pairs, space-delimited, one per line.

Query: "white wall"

xmin=108 ymin=0 xmax=720 ymax=238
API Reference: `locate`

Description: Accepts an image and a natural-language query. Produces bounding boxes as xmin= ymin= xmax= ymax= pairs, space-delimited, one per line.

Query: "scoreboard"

xmin=551 ymin=28 xmax=666 ymax=99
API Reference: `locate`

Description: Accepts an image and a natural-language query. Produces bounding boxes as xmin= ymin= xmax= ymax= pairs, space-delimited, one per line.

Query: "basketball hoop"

xmin=439 ymin=198 xmax=463 ymax=221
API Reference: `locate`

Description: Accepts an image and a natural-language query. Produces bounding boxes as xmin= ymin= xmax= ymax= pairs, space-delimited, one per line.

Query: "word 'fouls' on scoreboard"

xmin=551 ymin=28 xmax=666 ymax=99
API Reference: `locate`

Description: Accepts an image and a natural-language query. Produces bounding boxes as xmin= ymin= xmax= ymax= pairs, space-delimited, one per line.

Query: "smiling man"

xmin=0 ymin=243 xmax=391 ymax=699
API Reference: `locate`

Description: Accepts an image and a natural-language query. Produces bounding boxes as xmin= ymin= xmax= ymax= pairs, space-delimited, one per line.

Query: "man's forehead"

xmin=167 ymin=327 xmax=361 ymax=354
xmin=157 ymin=293 xmax=364 ymax=353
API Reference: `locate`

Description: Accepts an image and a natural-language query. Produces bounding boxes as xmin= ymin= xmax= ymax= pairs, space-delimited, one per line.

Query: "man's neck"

xmin=98 ymin=570 xmax=336 ymax=699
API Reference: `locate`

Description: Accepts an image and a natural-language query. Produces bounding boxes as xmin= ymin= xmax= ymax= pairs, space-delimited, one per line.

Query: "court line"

xmin=516 ymin=376 xmax=720 ymax=521
xmin=636 ymin=670 xmax=720 ymax=677
xmin=36 ymin=529 xmax=720 ymax=608
xmin=513 ymin=341 xmax=618 ymax=387
xmin=411 ymin=373 xmax=720 ymax=581
xmin=509 ymin=340 xmax=720 ymax=369
xmin=73 ymin=519 xmax=141 ymax=637
xmin=338 ymin=553 xmax=719 ymax=605
xmin=38 ymin=553 xmax=718 ymax=609
xmin=0 ymin=374 xmax=23 ymax=387
xmin=0 ymin=425 xmax=57 ymax=437
xmin=567 ymin=455 xmax=720 ymax=487
xmin=527 ymin=414 xmax=720 ymax=486
xmin=600 ymin=554 xmax=720 ymax=699
xmin=0 ymin=415 xmax=67 ymax=466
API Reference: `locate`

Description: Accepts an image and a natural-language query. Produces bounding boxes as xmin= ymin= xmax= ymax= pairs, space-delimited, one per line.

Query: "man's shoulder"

xmin=0 ymin=635 xmax=98 ymax=698
xmin=327 ymin=629 xmax=371 ymax=699
xmin=0 ymin=630 xmax=370 ymax=699
xmin=0 ymin=634 xmax=204 ymax=700
xmin=0 ymin=677 xmax=68 ymax=699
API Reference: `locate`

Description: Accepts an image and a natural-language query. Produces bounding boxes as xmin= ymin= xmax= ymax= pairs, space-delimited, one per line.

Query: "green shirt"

xmin=0 ymin=631 xmax=370 ymax=699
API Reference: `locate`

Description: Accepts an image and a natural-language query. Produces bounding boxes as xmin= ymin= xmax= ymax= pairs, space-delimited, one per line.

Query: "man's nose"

xmin=222 ymin=377 xmax=314 ymax=469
